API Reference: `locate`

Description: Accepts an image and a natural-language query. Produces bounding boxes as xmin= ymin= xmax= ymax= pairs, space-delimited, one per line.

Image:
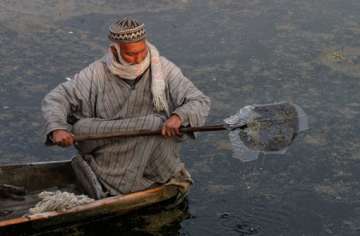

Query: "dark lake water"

xmin=1 ymin=0 xmax=360 ymax=235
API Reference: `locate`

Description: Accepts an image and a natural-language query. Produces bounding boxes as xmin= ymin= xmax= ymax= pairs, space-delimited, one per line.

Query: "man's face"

xmin=118 ymin=40 xmax=148 ymax=64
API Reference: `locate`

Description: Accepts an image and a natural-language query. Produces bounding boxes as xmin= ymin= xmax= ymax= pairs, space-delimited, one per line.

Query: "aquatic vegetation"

xmin=319 ymin=47 xmax=360 ymax=78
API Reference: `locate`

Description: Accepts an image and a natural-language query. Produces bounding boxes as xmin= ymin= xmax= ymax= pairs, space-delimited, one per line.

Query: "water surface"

xmin=1 ymin=0 xmax=360 ymax=235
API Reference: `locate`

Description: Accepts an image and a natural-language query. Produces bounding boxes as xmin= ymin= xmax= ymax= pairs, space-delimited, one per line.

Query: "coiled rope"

xmin=29 ymin=191 xmax=94 ymax=214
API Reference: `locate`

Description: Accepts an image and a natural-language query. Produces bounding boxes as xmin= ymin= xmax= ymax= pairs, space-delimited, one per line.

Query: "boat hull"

xmin=0 ymin=161 xmax=187 ymax=234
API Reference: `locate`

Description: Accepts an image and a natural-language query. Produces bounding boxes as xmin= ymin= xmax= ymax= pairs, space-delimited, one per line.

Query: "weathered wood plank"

xmin=0 ymin=184 xmax=26 ymax=200
xmin=0 ymin=161 xmax=75 ymax=191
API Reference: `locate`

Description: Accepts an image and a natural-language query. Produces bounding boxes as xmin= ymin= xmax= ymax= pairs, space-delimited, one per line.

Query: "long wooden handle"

xmin=74 ymin=124 xmax=233 ymax=142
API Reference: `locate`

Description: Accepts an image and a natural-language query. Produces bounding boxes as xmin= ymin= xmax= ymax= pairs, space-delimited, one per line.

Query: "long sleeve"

xmin=162 ymin=57 xmax=211 ymax=128
xmin=71 ymin=114 xmax=165 ymax=154
xmin=41 ymin=61 xmax=102 ymax=144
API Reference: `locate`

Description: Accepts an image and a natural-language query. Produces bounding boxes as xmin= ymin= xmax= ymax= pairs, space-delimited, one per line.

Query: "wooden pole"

xmin=74 ymin=124 xmax=245 ymax=142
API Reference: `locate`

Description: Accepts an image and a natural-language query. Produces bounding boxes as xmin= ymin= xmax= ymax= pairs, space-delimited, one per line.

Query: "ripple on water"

xmin=205 ymin=188 xmax=328 ymax=236
xmin=217 ymin=203 xmax=293 ymax=235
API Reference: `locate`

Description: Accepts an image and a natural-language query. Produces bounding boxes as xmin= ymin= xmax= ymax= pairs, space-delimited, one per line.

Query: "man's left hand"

xmin=162 ymin=114 xmax=182 ymax=138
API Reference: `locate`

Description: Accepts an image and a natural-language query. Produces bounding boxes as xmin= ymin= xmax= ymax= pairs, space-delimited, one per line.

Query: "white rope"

xmin=29 ymin=191 xmax=94 ymax=214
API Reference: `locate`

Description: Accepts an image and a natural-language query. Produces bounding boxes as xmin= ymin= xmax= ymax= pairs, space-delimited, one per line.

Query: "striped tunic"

xmin=42 ymin=56 xmax=210 ymax=194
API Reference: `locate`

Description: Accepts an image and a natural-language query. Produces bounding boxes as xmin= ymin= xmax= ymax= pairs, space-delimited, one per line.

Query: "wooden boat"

xmin=0 ymin=160 xmax=189 ymax=235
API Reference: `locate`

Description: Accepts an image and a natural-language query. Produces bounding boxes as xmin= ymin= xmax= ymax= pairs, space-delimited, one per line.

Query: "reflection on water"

xmin=1 ymin=0 xmax=360 ymax=235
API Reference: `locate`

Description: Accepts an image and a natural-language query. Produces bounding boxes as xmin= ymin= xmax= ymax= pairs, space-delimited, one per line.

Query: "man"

xmin=42 ymin=17 xmax=210 ymax=199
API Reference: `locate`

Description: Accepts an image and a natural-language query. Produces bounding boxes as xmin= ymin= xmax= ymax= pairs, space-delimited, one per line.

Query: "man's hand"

xmin=52 ymin=129 xmax=75 ymax=147
xmin=161 ymin=114 xmax=182 ymax=138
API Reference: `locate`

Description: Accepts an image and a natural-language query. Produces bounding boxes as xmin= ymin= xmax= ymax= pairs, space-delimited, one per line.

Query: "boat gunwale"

xmin=0 ymin=160 xmax=71 ymax=168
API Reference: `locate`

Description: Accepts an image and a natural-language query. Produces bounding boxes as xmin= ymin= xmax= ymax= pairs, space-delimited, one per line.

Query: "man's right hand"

xmin=52 ymin=130 xmax=75 ymax=147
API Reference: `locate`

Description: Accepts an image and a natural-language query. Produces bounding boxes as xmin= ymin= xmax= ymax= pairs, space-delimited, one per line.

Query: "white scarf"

xmin=106 ymin=41 xmax=169 ymax=114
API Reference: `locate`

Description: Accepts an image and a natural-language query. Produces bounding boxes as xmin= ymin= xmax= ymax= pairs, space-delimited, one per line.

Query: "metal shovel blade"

xmin=224 ymin=102 xmax=308 ymax=162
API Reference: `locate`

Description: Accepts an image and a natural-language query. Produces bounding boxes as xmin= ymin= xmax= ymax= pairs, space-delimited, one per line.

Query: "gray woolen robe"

xmin=42 ymin=56 xmax=210 ymax=194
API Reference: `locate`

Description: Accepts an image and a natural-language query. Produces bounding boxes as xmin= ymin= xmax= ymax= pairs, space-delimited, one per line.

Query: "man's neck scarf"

xmin=106 ymin=41 xmax=169 ymax=114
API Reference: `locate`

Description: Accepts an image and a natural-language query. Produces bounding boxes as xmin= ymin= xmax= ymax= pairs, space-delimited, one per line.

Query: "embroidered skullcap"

xmin=108 ymin=17 xmax=146 ymax=43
